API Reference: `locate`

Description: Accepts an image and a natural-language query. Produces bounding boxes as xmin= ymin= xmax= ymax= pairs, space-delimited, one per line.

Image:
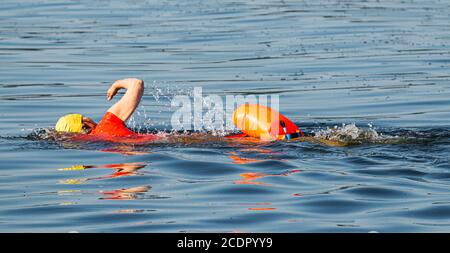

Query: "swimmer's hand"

xmin=107 ymin=78 xmax=142 ymax=101
xmin=106 ymin=85 xmax=119 ymax=101
xmin=106 ymin=78 xmax=144 ymax=121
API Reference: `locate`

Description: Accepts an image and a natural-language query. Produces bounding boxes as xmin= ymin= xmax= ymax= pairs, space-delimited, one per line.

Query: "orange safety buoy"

xmin=232 ymin=104 xmax=304 ymax=141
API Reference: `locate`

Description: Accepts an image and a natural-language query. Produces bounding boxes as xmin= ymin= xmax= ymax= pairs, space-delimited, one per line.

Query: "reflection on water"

xmin=228 ymin=152 xmax=264 ymax=165
xmin=235 ymin=170 xmax=301 ymax=186
xmin=99 ymin=147 xmax=151 ymax=156
xmin=248 ymin=207 xmax=277 ymax=211
xmin=58 ymin=162 xmax=151 ymax=200
xmin=59 ymin=162 xmax=147 ymax=184
xmin=99 ymin=185 xmax=150 ymax=201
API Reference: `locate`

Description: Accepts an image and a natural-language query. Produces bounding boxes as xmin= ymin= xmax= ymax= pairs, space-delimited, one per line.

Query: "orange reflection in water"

xmin=234 ymin=169 xmax=301 ymax=186
xmin=228 ymin=146 xmax=283 ymax=165
xmin=57 ymin=162 xmax=151 ymax=200
xmin=58 ymin=162 xmax=147 ymax=184
xmin=100 ymin=146 xmax=151 ymax=156
xmin=97 ymin=162 xmax=147 ymax=179
xmin=239 ymin=148 xmax=275 ymax=154
xmin=232 ymin=202 xmax=277 ymax=211
xmin=248 ymin=207 xmax=277 ymax=211
xmin=228 ymin=152 xmax=263 ymax=164
xmin=99 ymin=185 xmax=150 ymax=200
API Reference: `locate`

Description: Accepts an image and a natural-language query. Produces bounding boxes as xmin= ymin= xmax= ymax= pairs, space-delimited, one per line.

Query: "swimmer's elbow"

xmin=132 ymin=79 xmax=144 ymax=99
xmin=135 ymin=78 xmax=144 ymax=86
xmin=132 ymin=78 xmax=144 ymax=89
xmin=120 ymin=78 xmax=144 ymax=90
xmin=127 ymin=78 xmax=144 ymax=95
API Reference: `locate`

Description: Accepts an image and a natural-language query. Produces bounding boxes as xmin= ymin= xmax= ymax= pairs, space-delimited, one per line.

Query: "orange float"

xmin=231 ymin=104 xmax=304 ymax=141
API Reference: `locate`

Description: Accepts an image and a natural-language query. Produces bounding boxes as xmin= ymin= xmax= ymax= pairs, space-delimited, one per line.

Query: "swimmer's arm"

xmin=106 ymin=78 xmax=144 ymax=122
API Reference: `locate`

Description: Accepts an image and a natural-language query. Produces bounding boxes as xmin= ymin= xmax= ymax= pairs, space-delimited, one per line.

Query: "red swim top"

xmin=72 ymin=112 xmax=161 ymax=143
xmin=90 ymin=112 xmax=136 ymax=137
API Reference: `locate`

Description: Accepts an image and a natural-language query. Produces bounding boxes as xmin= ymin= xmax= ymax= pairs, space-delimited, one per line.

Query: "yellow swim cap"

xmin=55 ymin=114 xmax=83 ymax=133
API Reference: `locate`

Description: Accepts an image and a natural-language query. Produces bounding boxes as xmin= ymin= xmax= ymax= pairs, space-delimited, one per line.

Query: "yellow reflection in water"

xmin=58 ymin=162 xmax=147 ymax=184
xmin=56 ymin=162 xmax=151 ymax=203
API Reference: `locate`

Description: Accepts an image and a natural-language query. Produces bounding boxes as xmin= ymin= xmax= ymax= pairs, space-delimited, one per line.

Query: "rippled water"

xmin=1 ymin=0 xmax=449 ymax=232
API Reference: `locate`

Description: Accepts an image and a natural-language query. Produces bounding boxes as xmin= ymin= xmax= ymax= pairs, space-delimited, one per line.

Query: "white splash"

xmin=314 ymin=123 xmax=381 ymax=143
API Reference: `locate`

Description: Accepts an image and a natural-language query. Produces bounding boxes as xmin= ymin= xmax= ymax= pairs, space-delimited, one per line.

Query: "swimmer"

xmin=55 ymin=78 xmax=160 ymax=142
xmin=54 ymin=77 xmax=344 ymax=146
